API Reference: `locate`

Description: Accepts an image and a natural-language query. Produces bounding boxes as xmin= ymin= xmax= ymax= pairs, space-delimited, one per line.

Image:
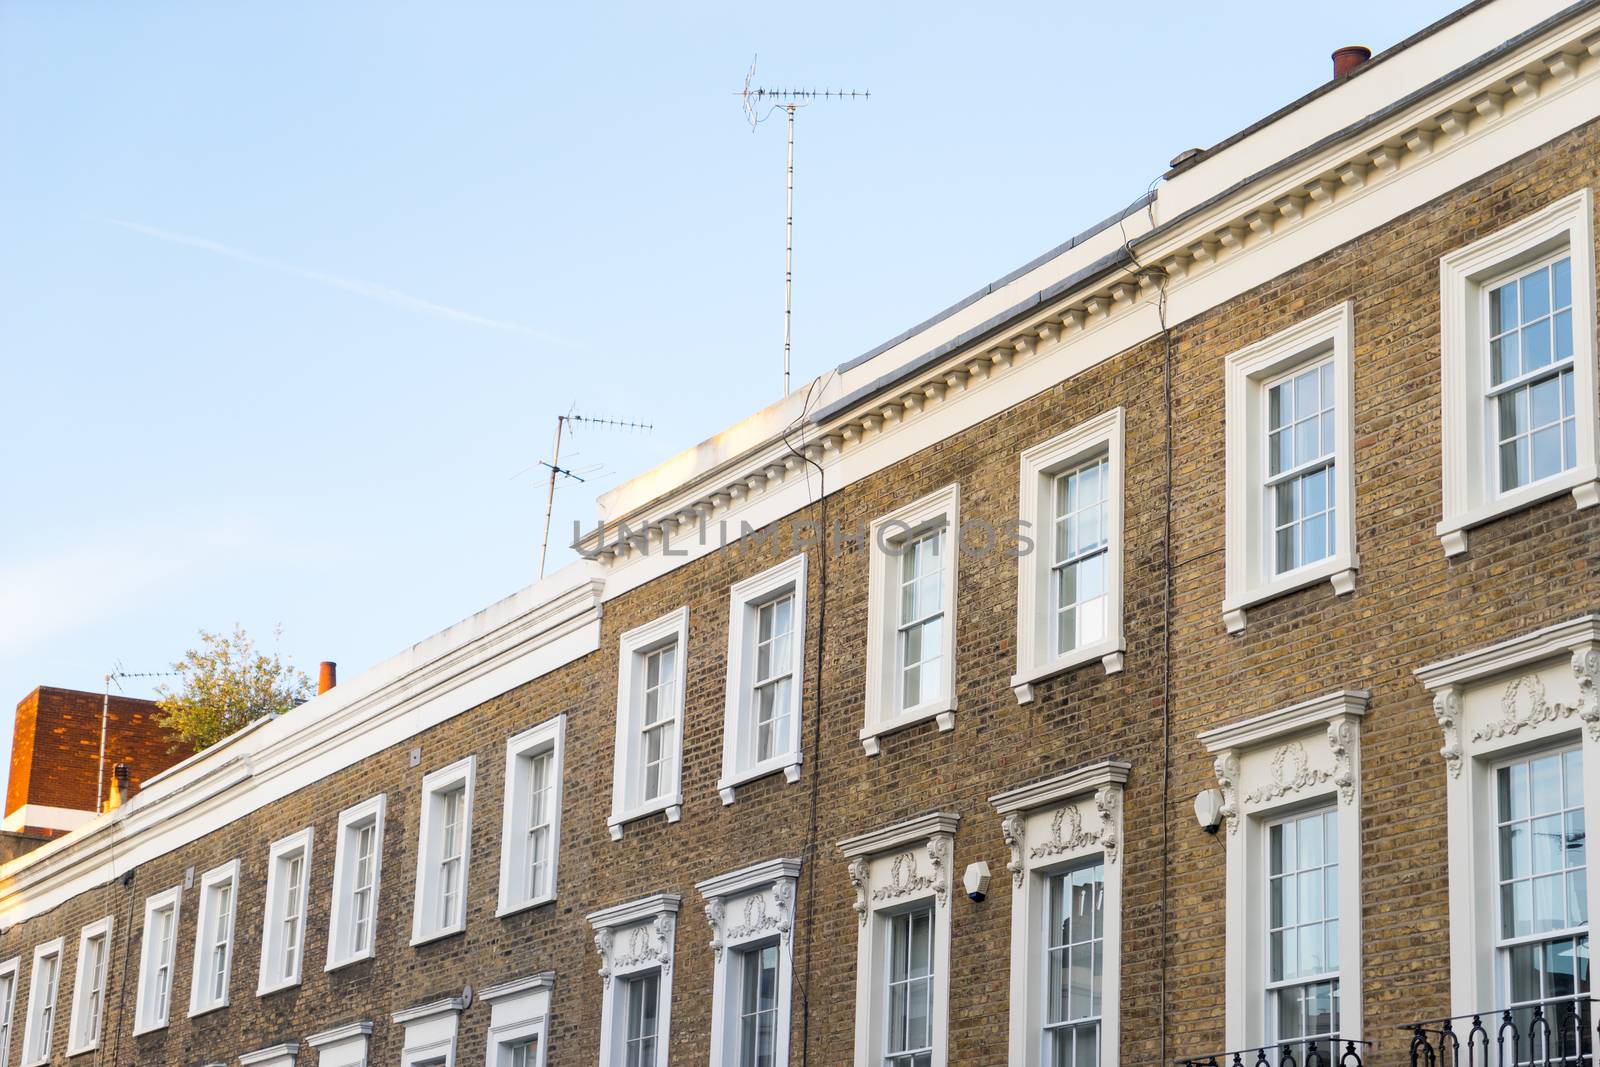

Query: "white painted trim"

xmin=1415 ymin=615 xmax=1600 ymax=1016
xmin=238 ymin=1043 xmax=299 ymax=1067
xmin=393 ymin=996 xmax=466 ymax=1067
xmin=719 ymin=554 xmax=808 ymax=804
xmin=839 ymin=813 xmax=959 ymax=1067
xmin=697 ymin=859 xmax=802 ymax=1067
xmin=610 ymin=607 xmax=691 ymax=839
xmin=482 ymin=972 xmax=554 ymax=1067
xmin=132 ymin=885 xmax=181 ymax=1035
xmin=1437 ymin=188 xmax=1599 ymax=554
xmin=188 ymin=859 xmax=240 ymax=1018
xmin=64 ymin=914 xmax=111 ymax=1056
xmin=588 ymin=894 xmax=680 ymax=1067
xmin=325 ymin=793 xmax=386 ymax=971
xmin=990 ymin=763 xmax=1126 ymax=1067
xmin=498 ymin=715 xmax=567 ymax=917
xmin=1202 ymin=692 xmax=1368 ymax=1049
xmin=1222 ymin=302 xmax=1358 ymax=632
xmin=19 ymin=937 xmax=62 ymax=1067
xmin=863 ymin=485 xmax=961 ymax=754
xmin=0 ymin=955 xmax=19 ymax=1067
xmin=257 ymin=826 xmax=314 ymax=995
xmin=0 ymin=573 xmax=602 ymax=933
xmin=306 ymin=1018 xmax=373 ymax=1067
xmin=0 ymin=805 xmax=94 ymax=834
xmin=1013 ymin=408 xmax=1126 ymax=702
xmin=411 ymin=756 xmax=476 ymax=946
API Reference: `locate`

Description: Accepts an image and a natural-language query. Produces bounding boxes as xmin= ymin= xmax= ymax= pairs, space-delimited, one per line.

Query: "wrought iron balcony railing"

xmin=1403 ymin=999 xmax=1597 ymax=1066
xmin=1178 ymin=1037 xmax=1369 ymax=1067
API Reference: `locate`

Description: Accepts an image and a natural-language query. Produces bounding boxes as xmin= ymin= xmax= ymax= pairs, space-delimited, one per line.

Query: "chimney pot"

xmin=107 ymin=763 xmax=131 ymax=812
xmin=318 ymin=661 xmax=337 ymax=695
xmin=1332 ymin=45 xmax=1372 ymax=80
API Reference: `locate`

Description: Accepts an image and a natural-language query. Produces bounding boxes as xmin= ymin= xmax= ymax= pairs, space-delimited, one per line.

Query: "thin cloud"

xmin=107 ymin=218 xmax=579 ymax=348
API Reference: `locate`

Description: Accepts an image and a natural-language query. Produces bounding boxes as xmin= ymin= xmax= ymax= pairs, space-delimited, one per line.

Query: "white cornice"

xmin=238 ymin=1044 xmax=300 ymax=1066
xmin=586 ymin=892 xmax=682 ymax=931
xmin=481 ymin=971 xmax=556 ymax=1002
xmin=578 ymin=6 xmax=1600 ymax=594
xmin=1199 ymin=690 xmax=1370 ymax=753
xmin=989 ymin=760 xmax=1132 ymax=816
xmin=391 ymin=995 xmax=467 ymax=1025
xmin=1416 ymin=615 xmax=1600 ymax=690
xmin=838 ymin=811 xmax=961 ymax=858
xmin=0 ymin=570 xmax=605 ymax=931
xmin=694 ymin=857 xmax=803 ymax=899
xmin=305 ymin=1021 xmax=373 ymax=1047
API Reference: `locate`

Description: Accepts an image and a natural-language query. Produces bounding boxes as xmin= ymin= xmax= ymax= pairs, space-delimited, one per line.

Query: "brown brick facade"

xmin=3 ymin=78 xmax=1599 ymax=1067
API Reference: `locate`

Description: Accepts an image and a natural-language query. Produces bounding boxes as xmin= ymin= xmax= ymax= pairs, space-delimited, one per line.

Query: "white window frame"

xmin=588 ymin=893 xmax=679 ymax=1067
xmin=991 ymin=761 xmax=1128 ymax=1067
xmin=306 ymin=1021 xmax=373 ymax=1067
xmin=412 ymin=757 xmax=476 ymax=945
xmin=1201 ymin=691 xmax=1368 ymax=1051
xmin=133 ymin=885 xmax=181 ymax=1035
xmin=65 ymin=915 xmax=112 ymax=1055
xmin=838 ymin=812 xmax=958 ymax=1067
xmin=188 ymin=858 xmax=240 ymax=1017
xmin=1012 ymin=409 xmax=1125 ymax=703
xmin=326 ymin=793 xmax=386 ymax=971
xmin=1418 ymin=615 xmax=1600 ymax=1017
xmin=608 ymin=607 xmax=690 ymax=840
xmin=1438 ymin=188 xmax=1599 ymax=555
xmin=720 ymin=555 xmax=808 ymax=803
xmin=1223 ymin=302 xmax=1358 ymax=633
xmin=258 ymin=826 xmax=314 ymax=995
xmin=697 ymin=857 xmax=803 ymax=1067
xmin=481 ymin=972 xmax=554 ymax=1067
xmin=862 ymin=485 xmax=960 ymax=755
xmin=0 ymin=955 xmax=19 ymax=1067
xmin=20 ymin=937 xmax=62 ymax=1067
xmin=498 ymin=715 xmax=567 ymax=916
xmin=393 ymin=995 xmax=466 ymax=1067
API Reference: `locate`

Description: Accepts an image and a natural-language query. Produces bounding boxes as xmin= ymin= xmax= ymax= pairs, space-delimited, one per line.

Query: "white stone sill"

xmin=1010 ymin=641 xmax=1125 ymax=704
xmin=606 ymin=796 xmax=683 ymax=840
xmin=1437 ymin=467 xmax=1600 ymax=555
xmin=1223 ymin=555 xmax=1357 ymax=634
xmin=717 ymin=756 xmax=803 ymax=805
xmin=859 ymin=700 xmax=957 ymax=756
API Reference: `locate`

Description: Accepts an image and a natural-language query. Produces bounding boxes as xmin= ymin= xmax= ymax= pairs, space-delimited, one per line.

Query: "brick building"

xmin=4 ymin=687 xmax=189 ymax=849
xmin=4 ymin=2 xmax=1600 ymax=1065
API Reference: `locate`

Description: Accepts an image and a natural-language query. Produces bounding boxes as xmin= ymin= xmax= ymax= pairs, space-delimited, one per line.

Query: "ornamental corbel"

xmin=1573 ymin=644 xmax=1600 ymax=741
xmin=1094 ymin=784 xmax=1122 ymax=864
xmin=654 ymin=914 xmax=675 ymax=975
xmin=928 ymin=833 xmax=952 ymax=909
xmin=848 ymin=857 xmax=870 ymax=926
xmin=1327 ymin=718 xmax=1358 ymax=806
xmin=704 ymin=897 xmax=726 ymax=962
xmin=999 ymin=812 xmax=1025 ymax=889
xmin=773 ymin=878 xmax=795 ymax=945
xmin=1434 ymin=687 xmax=1463 ymax=778
xmin=594 ymin=928 xmax=614 ymax=989
xmin=1213 ymin=751 xmax=1240 ymax=835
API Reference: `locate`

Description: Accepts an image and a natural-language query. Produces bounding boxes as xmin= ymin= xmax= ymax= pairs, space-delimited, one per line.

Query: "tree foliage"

xmin=155 ymin=627 xmax=312 ymax=752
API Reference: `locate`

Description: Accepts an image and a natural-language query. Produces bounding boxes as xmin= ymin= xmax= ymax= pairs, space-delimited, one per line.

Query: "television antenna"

xmin=98 ymin=665 xmax=178 ymax=812
xmin=738 ymin=58 xmax=869 ymax=396
xmin=537 ymin=411 xmax=652 ymax=579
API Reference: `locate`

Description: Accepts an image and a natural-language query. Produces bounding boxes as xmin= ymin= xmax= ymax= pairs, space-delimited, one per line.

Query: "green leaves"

xmin=154 ymin=626 xmax=312 ymax=752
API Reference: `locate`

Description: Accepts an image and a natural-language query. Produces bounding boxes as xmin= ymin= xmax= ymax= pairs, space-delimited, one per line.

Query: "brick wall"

xmin=6 ymin=688 xmax=190 ymax=832
xmin=0 ymin=116 xmax=1596 ymax=1067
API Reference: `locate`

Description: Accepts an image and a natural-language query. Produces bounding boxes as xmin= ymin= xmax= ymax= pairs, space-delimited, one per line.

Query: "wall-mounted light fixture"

xmin=1194 ymin=789 xmax=1225 ymax=834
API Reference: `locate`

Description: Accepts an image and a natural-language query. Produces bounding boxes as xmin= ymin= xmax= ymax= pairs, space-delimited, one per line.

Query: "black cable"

xmin=779 ymin=374 xmax=829 ymax=1067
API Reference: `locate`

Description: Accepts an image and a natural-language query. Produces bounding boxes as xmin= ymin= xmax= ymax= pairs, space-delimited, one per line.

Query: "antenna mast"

xmin=537 ymin=412 xmax=652 ymax=579
xmin=739 ymin=60 xmax=869 ymax=396
xmin=98 ymin=666 xmax=178 ymax=812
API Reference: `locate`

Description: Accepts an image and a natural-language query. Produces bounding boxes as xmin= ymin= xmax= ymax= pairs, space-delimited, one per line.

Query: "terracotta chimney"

xmin=1333 ymin=45 xmax=1372 ymax=79
xmin=107 ymin=763 xmax=130 ymax=812
xmin=318 ymin=661 xmax=337 ymax=695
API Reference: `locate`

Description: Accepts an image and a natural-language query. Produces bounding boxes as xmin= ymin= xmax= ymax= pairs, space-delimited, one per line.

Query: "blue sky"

xmin=0 ymin=0 xmax=1462 ymax=784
